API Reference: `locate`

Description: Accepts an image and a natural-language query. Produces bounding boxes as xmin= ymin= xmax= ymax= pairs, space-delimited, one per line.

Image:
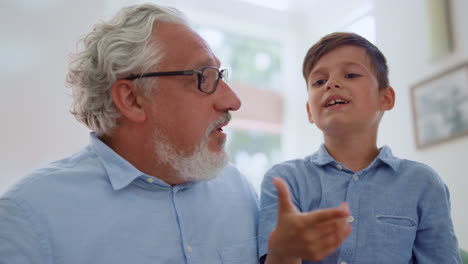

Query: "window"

xmin=198 ymin=26 xmax=284 ymax=193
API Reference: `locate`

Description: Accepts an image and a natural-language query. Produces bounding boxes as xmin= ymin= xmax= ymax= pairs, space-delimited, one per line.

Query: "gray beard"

xmin=153 ymin=114 xmax=230 ymax=182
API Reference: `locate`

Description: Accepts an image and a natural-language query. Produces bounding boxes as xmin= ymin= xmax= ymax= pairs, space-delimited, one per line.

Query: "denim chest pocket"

xmin=376 ymin=215 xmax=417 ymax=228
xmin=374 ymin=214 xmax=417 ymax=261
xmin=217 ymin=237 xmax=258 ymax=264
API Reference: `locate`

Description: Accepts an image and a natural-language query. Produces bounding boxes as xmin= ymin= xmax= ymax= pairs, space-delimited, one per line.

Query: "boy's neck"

xmin=324 ymin=132 xmax=379 ymax=173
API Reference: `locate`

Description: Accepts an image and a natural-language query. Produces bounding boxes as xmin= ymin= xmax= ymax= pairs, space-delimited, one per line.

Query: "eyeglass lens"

xmin=200 ymin=68 xmax=221 ymax=93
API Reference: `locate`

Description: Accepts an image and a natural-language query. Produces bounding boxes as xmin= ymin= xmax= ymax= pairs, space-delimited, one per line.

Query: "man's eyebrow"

xmin=193 ymin=58 xmax=221 ymax=69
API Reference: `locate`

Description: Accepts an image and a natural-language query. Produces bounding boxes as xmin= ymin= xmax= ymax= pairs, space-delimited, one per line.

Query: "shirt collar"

xmin=309 ymin=144 xmax=400 ymax=171
xmin=89 ymin=132 xmax=171 ymax=190
xmin=308 ymin=144 xmax=336 ymax=166
xmin=375 ymin=145 xmax=400 ymax=171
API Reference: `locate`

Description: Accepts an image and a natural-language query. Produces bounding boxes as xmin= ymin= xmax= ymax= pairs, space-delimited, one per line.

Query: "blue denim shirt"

xmin=259 ymin=144 xmax=461 ymax=263
xmin=0 ymin=133 xmax=259 ymax=264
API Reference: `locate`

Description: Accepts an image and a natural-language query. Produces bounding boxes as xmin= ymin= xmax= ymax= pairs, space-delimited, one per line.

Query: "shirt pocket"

xmin=217 ymin=237 xmax=258 ymax=264
xmin=374 ymin=214 xmax=417 ymax=261
xmin=376 ymin=215 xmax=417 ymax=228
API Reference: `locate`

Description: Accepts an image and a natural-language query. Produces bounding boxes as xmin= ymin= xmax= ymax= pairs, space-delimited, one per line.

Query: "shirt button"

xmin=353 ymin=174 xmax=359 ymax=181
xmin=336 ymin=164 xmax=343 ymax=170
xmin=347 ymin=216 xmax=355 ymax=223
xmin=146 ymin=177 xmax=155 ymax=183
xmin=187 ymin=245 xmax=192 ymax=253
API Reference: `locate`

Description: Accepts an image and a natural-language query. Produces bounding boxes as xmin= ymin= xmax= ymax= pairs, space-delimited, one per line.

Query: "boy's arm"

xmin=413 ymin=183 xmax=461 ymax=263
xmin=260 ymin=177 xmax=351 ymax=263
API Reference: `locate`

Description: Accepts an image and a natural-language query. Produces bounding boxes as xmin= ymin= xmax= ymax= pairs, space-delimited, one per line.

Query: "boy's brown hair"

xmin=302 ymin=32 xmax=389 ymax=89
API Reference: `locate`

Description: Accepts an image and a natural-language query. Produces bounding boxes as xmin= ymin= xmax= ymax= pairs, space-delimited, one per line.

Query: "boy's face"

xmin=305 ymin=45 xmax=394 ymax=135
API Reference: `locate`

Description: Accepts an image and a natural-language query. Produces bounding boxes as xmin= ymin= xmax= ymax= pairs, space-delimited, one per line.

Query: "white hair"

xmin=67 ymin=4 xmax=188 ymax=136
xmin=154 ymin=113 xmax=232 ymax=182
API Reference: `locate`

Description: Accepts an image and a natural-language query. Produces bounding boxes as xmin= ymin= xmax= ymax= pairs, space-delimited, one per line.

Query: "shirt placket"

xmin=170 ymin=187 xmax=193 ymax=264
xmin=337 ymin=170 xmax=363 ymax=264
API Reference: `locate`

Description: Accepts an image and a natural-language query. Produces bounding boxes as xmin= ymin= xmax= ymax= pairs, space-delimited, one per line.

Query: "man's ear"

xmin=380 ymin=86 xmax=395 ymax=111
xmin=306 ymin=102 xmax=314 ymax=124
xmin=111 ymin=80 xmax=146 ymax=123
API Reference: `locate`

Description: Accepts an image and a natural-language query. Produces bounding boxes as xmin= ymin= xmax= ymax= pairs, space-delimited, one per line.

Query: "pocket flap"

xmin=376 ymin=215 xmax=416 ymax=227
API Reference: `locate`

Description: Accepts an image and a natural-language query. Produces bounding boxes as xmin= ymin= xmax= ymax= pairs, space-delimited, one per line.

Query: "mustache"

xmin=205 ymin=112 xmax=232 ymax=137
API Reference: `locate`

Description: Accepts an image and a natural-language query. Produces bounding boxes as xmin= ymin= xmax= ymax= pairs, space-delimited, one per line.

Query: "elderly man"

xmin=0 ymin=3 xmax=350 ymax=264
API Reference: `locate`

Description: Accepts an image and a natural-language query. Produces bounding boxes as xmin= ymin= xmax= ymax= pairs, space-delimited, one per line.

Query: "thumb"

xmin=337 ymin=202 xmax=351 ymax=215
xmin=273 ymin=177 xmax=297 ymax=217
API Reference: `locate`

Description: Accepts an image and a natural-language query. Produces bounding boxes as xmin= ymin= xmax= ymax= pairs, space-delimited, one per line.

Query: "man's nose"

xmin=214 ymin=80 xmax=241 ymax=112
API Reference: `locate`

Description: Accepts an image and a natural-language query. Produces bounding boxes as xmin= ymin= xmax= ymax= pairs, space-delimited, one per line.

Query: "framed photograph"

xmin=411 ymin=62 xmax=468 ymax=149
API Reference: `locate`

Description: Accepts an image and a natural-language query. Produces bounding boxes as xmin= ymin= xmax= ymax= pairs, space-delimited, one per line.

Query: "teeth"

xmin=327 ymin=98 xmax=346 ymax=106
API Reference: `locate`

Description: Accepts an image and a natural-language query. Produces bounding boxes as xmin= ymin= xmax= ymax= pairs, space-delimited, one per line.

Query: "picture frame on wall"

xmin=411 ymin=62 xmax=468 ymax=149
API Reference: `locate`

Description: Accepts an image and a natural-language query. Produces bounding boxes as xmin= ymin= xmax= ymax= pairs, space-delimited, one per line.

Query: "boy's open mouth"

xmin=323 ymin=96 xmax=350 ymax=108
xmin=326 ymin=98 xmax=349 ymax=107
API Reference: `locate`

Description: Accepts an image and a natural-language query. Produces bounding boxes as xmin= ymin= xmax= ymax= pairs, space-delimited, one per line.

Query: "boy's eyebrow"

xmin=342 ymin=61 xmax=375 ymax=74
xmin=309 ymin=67 xmax=327 ymax=76
xmin=342 ymin=61 xmax=366 ymax=68
xmin=310 ymin=61 xmax=367 ymax=75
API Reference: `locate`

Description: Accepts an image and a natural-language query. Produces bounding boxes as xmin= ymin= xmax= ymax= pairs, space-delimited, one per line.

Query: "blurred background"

xmin=1 ymin=0 xmax=467 ymax=250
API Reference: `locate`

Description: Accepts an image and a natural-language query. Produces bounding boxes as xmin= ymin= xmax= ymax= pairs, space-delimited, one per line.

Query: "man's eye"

xmin=312 ymin=79 xmax=326 ymax=86
xmin=346 ymin=73 xmax=361 ymax=79
xmin=200 ymin=75 xmax=207 ymax=84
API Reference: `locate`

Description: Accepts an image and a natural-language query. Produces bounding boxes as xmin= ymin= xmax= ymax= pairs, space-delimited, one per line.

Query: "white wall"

xmin=1 ymin=0 xmax=104 ymax=193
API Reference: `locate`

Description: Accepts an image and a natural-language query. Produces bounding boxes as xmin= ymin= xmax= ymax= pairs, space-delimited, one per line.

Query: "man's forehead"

xmin=193 ymin=57 xmax=221 ymax=69
xmin=155 ymin=23 xmax=220 ymax=68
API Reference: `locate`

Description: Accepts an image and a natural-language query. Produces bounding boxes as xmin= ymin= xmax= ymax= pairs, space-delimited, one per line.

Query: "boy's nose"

xmin=327 ymin=83 xmax=341 ymax=90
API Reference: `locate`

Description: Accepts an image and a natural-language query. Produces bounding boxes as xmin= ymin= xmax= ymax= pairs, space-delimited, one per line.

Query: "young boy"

xmin=258 ymin=32 xmax=461 ymax=263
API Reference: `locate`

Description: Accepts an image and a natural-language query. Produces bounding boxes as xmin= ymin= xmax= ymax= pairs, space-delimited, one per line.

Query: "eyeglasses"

xmin=123 ymin=66 xmax=228 ymax=94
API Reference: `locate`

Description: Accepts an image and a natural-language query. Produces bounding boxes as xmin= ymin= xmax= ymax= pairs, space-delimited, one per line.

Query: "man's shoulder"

xmin=207 ymin=164 xmax=258 ymax=199
xmin=2 ymin=146 xmax=103 ymax=202
xmin=219 ymin=163 xmax=242 ymax=176
xmin=212 ymin=163 xmax=252 ymax=189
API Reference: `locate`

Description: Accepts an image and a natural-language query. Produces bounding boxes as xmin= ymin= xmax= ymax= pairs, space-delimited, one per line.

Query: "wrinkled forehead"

xmin=154 ymin=23 xmax=220 ymax=69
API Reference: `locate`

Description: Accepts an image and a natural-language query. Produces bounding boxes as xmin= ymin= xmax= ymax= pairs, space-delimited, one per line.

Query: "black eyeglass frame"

xmin=123 ymin=66 xmax=228 ymax=94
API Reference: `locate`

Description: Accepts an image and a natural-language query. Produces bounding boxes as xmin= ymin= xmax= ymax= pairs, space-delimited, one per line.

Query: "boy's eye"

xmin=312 ymin=79 xmax=326 ymax=87
xmin=346 ymin=73 xmax=361 ymax=79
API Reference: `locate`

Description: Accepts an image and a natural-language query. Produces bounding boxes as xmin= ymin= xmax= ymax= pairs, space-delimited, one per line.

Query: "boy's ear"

xmin=306 ymin=102 xmax=314 ymax=124
xmin=380 ymin=86 xmax=395 ymax=111
xmin=111 ymin=80 xmax=147 ymax=123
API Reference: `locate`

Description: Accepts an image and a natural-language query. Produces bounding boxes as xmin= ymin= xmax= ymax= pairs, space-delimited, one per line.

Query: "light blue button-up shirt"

xmin=259 ymin=144 xmax=461 ymax=263
xmin=0 ymin=133 xmax=259 ymax=264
